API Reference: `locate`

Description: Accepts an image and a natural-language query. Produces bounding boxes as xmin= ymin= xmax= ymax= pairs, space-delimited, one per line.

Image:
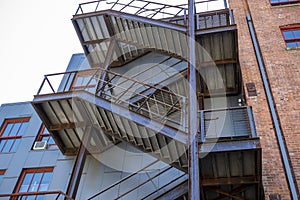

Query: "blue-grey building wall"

xmin=0 ymin=102 xmax=75 ymax=194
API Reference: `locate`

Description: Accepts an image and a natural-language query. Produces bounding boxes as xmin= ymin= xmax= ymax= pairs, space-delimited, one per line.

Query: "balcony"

xmin=199 ymin=106 xmax=259 ymax=151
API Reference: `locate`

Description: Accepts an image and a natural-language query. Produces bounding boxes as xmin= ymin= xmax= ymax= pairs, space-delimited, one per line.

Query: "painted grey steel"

xmin=246 ymin=13 xmax=298 ymax=199
xmin=247 ymin=106 xmax=257 ymax=138
xmin=200 ymin=138 xmax=260 ymax=153
xmin=188 ymin=0 xmax=200 ymax=199
xmin=66 ymin=126 xmax=91 ymax=199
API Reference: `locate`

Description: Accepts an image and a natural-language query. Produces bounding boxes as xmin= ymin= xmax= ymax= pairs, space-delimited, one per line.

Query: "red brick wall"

xmin=228 ymin=0 xmax=300 ymax=199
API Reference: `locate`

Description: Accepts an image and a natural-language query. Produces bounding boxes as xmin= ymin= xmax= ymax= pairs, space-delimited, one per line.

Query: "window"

xmin=0 ymin=170 xmax=5 ymax=184
xmin=15 ymin=168 xmax=53 ymax=199
xmin=36 ymin=125 xmax=56 ymax=146
xmin=270 ymin=0 xmax=300 ymax=6
xmin=0 ymin=118 xmax=30 ymax=153
xmin=281 ymin=26 xmax=300 ymax=48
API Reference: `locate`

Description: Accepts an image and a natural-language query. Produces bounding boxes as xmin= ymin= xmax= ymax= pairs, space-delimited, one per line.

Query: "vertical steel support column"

xmin=188 ymin=0 xmax=200 ymax=199
xmin=247 ymin=106 xmax=257 ymax=138
xmin=66 ymin=126 xmax=91 ymax=199
xmin=246 ymin=14 xmax=299 ymax=199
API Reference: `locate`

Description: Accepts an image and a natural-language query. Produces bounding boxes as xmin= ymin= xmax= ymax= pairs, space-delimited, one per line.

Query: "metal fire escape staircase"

xmin=31 ymin=1 xmax=263 ymax=199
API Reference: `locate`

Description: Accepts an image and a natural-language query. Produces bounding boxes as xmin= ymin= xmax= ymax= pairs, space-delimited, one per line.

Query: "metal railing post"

xmin=200 ymin=110 xmax=205 ymax=143
xmin=247 ymin=106 xmax=257 ymax=138
xmin=66 ymin=126 xmax=92 ymax=199
xmin=229 ymin=9 xmax=235 ymax=25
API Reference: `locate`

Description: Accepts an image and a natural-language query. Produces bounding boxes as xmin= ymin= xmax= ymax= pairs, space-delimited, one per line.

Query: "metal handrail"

xmin=75 ymin=0 xmax=186 ymax=17
xmin=37 ymin=68 xmax=185 ymax=98
xmin=87 ymin=159 xmax=160 ymax=199
xmin=88 ymin=166 xmax=186 ymax=200
xmin=35 ymin=67 xmax=187 ymax=127
xmin=141 ymin=174 xmax=188 ymax=200
xmin=0 ymin=190 xmax=74 ymax=200
xmin=88 ymin=161 xmax=185 ymax=200
xmin=116 ymin=166 xmax=173 ymax=199
xmin=74 ymin=0 xmax=223 ymax=20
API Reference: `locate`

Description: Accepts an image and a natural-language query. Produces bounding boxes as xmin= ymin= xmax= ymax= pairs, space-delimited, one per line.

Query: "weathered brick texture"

xmin=229 ymin=0 xmax=300 ymax=199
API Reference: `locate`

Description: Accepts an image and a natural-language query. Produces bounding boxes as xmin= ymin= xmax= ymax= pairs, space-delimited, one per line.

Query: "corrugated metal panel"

xmin=49 ymin=101 xmax=69 ymax=124
xmin=200 ymin=150 xmax=260 ymax=178
xmin=41 ymin=102 xmax=60 ymax=125
xmin=200 ymin=150 xmax=261 ymax=199
xmin=65 ymin=129 xmax=81 ymax=147
xmin=197 ymin=31 xmax=237 ymax=62
xmin=58 ymin=130 xmax=74 ymax=149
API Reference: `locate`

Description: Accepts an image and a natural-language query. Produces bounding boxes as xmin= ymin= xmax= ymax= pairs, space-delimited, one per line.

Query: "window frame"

xmin=270 ymin=0 xmax=300 ymax=6
xmin=14 ymin=168 xmax=54 ymax=195
xmin=0 ymin=117 xmax=30 ymax=153
xmin=0 ymin=169 xmax=5 ymax=183
xmin=35 ymin=125 xmax=56 ymax=147
xmin=281 ymin=25 xmax=300 ymax=48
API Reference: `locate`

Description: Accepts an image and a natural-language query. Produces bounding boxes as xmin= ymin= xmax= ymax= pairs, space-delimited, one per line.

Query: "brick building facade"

xmin=229 ymin=0 xmax=300 ymax=199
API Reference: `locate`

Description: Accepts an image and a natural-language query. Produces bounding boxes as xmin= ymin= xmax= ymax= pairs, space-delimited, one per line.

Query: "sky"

xmin=0 ymin=0 xmax=224 ymax=106
xmin=0 ymin=0 xmax=91 ymax=105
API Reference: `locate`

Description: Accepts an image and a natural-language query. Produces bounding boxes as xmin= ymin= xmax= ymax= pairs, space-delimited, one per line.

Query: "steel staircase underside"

xmin=32 ymin=90 xmax=189 ymax=170
xmin=72 ymin=9 xmax=237 ymax=68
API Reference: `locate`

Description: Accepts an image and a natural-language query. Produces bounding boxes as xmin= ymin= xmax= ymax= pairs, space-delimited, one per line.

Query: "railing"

xmin=164 ymin=8 xmax=233 ymax=28
xmin=199 ymin=106 xmax=257 ymax=142
xmin=75 ymin=0 xmax=225 ymax=20
xmin=0 ymin=191 xmax=74 ymax=200
xmin=87 ymin=160 xmax=187 ymax=200
xmin=36 ymin=68 xmax=187 ymax=129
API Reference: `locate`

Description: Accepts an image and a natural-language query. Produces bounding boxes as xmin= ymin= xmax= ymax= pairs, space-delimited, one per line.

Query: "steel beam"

xmin=201 ymin=176 xmax=259 ymax=186
xmin=195 ymin=25 xmax=236 ymax=35
xmin=66 ymin=126 xmax=91 ymax=199
xmin=200 ymin=139 xmax=260 ymax=154
xmin=188 ymin=0 xmax=200 ymax=199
